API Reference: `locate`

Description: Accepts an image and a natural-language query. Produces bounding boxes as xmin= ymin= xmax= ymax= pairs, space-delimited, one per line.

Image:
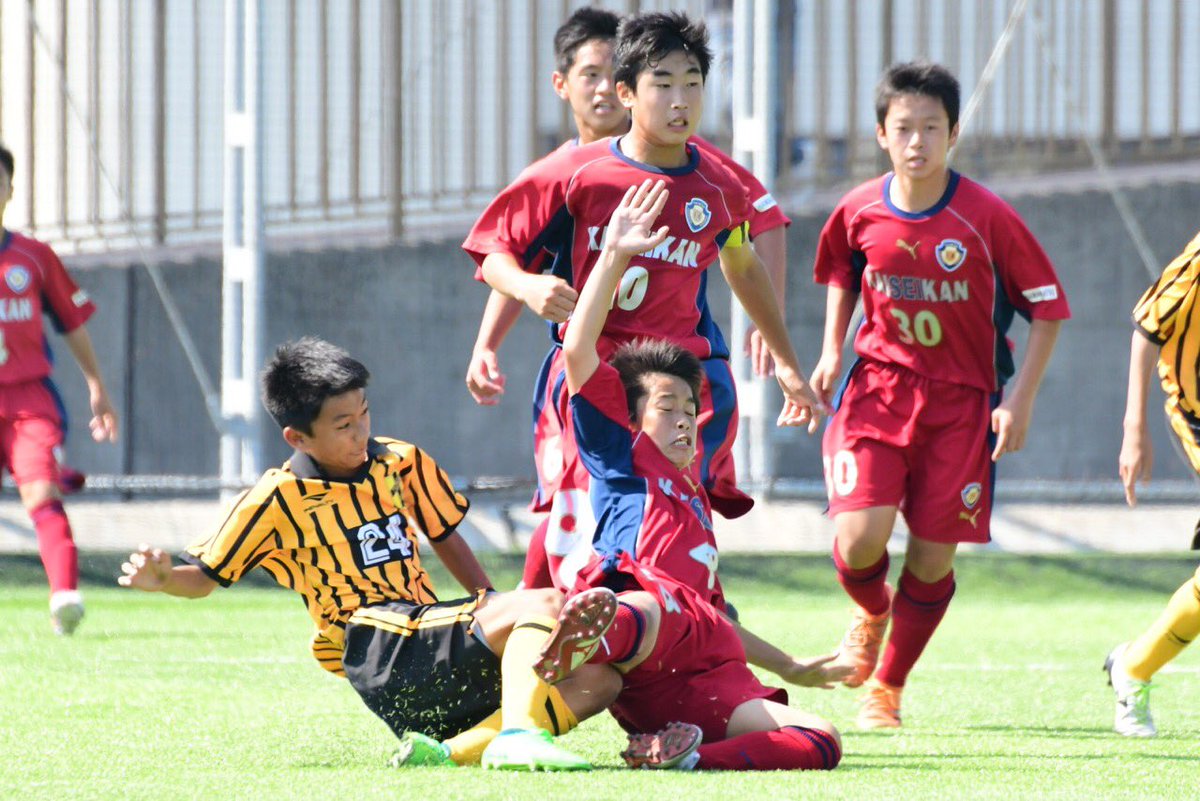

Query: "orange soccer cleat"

xmin=833 ymin=584 xmax=894 ymax=688
xmin=532 ymin=587 xmax=618 ymax=685
xmin=857 ymin=678 xmax=903 ymax=729
xmin=621 ymin=722 xmax=703 ymax=770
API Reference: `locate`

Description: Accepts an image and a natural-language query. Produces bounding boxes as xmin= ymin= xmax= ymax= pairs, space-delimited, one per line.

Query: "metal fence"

xmin=1 ymin=0 xmax=1198 ymax=255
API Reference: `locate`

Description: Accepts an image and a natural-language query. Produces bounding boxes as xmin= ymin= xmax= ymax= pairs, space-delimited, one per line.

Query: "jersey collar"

xmin=609 ymin=136 xmax=700 ymax=176
xmin=288 ymin=438 xmax=387 ymax=483
xmin=882 ymin=170 xmax=960 ymax=219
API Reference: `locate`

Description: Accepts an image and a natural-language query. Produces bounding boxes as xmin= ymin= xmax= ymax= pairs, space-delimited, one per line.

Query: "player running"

xmin=810 ymin=62 xmax=1070 ymax=728
xmin=0 ymin=143 xmax=119 ymax=635
xmin=463 ymin=11 xmax=818 ymax=591
xmin=1106 ymin=230 xmax=1200 ymax=737
xmin=118 ymin=338 xmax=622 ymax=771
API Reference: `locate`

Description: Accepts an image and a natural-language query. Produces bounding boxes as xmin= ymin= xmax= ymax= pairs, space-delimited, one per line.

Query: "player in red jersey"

xmin=464 ymin=11 xmax=817 ymax=591
xmin=810 ymin=63 xmax=1070 ymax=728
xmin=0 ymin=144 xmax=119 ymax=635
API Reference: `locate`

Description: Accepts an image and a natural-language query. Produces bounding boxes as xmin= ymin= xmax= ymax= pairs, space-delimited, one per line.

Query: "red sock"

xmin=520 ymin=516 xmax=554 ymax=589
xmin=875 ymin=568 xmax=956 ymax=687
xmin=696 ymin=726 xmax=841 ymax=771
xmin=591 ymin=603 xmax=645 ymax=664
xmin=832 ymin=545 xmax=890 ymax=615
xmin=31 ymin=500 xmax=77 ymax=592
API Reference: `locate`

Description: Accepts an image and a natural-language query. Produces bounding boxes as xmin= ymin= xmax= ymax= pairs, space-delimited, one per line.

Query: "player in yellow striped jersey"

xmin=119 ymin=338 xmax=623 ymax=770
xmin=1106 ymin=231 xmax=1200 ymax=737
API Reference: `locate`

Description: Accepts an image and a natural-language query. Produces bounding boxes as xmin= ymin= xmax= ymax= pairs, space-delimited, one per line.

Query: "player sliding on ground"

xmin=810 ymin=62 xmax=1070 ymax=729
xmin=1107 ymin=230 xmax=1200 ymax=737
xmin=118 ymin=338 xmax=624 ymax=771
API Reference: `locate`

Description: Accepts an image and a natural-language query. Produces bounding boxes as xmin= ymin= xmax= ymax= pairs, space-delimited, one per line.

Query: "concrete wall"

xmin=55 ymin=178 xmax=1200 ymax=484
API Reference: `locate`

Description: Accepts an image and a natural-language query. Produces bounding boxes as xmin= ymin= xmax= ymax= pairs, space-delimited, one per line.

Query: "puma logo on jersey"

xmin=896 ymin=238 xmax=921 ymax=259
xmin=588 ymin=225 xmax=701 ymax=267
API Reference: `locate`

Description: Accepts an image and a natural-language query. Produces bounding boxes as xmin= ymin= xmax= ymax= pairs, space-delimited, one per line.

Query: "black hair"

xmin=261 ymin=337 xmax=370 ymax=434
xmin=613 ymin=11 xmax=711 ymax=91
xmin=610 ymin=338 xmax=702 ymax=423
xmin=0 ymin=144 xmax=13 ymax=181
xmin=875 ymin=61 xmax=961 ymax=131
xmin=554 ymin=7 xmax=621 ymax=74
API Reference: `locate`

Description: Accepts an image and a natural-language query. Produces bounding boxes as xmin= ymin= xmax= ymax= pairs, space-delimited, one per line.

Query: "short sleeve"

xmin=691 ymin=136 xmax=790 ymax=237
xmin=182 ymin=479 xmax=281 ymax=586
xmin=397 ymin=447 xmax=471 ymax=542
xmin=569 ymin=362 xmax=636 ymax=481
xmin=1132 ymin=233 xmax=1200 ymax=344
xmin=38 ymin=245 xmax=95 ymax=333
xmin=813 ymin=203 xmax=862 ymax=291
xmin=992 ymin=204 xmax=1071 ymax=321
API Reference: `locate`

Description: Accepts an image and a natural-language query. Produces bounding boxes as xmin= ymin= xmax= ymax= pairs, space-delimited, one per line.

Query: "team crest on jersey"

xmin=935 ymin=239 xmax=967 ymax=272
xmin=684 ymin=198 xmax=711 ymax=233
xmin=960 ymin=482 xmax=982 ymax=510
xmin=5 ymin=265 xmax=31 ymax=294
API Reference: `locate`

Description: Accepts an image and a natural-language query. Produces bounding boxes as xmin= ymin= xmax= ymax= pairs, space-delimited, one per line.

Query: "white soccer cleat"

xmin=50 ymin=590 xmax=85 ymax=636
xmin=1104 ymin=642 xmax=1156 ymax=738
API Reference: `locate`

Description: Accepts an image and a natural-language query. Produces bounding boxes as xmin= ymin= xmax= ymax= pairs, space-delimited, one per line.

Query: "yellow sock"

xmin=444 ymin=710 xmax=501 ymax=766
xmin=1124 ymin=569 xmax=1200 ymax=681
xmin=537 ymin=686 xmax=578 ymax=736
xmin=500 ymin=614 xmax=558 ymax=730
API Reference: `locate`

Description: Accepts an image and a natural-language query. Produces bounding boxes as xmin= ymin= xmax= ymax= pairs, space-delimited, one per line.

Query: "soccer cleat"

xmin=57 ymin=465 xmax=87 ymax=495
xmin=480 ymin=728 xmax=591 ymax=771
xmin=1105 ymin=643 xmax=1156 ymax=738
xmin=533 ymin=587 xmax=618 ymax=684
xmin=621 ymin=721 xmax=703 ymax=770
xmin=388 ymin=732 xmax=455 ymax=767
xmin=49 ymin=590 xmax=85 ymax=636
xmin=833 ymin=584 xmax=894 ymax=687
xmin=857 ymin=678 xmax=902 ymax=729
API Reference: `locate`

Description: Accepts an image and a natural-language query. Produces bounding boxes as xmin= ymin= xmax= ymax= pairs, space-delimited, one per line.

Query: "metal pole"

xmin=222 ymin=0 xmax=266 ymax=494
xmin=730 ymin=0 xmax=780 ymax=487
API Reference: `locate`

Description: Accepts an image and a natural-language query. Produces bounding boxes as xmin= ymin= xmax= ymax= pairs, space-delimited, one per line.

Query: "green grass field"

xmin=3 ymin=551 xmax=1199 ymax=800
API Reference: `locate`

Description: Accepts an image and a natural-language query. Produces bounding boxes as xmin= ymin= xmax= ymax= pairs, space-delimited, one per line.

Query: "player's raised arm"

xmin=718 ymin=241 xmax=823 ymax=432
xmin=562 ymin=179 xmax=669 ymax=394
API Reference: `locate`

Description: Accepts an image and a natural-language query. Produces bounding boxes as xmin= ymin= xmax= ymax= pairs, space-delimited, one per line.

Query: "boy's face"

xmin=633 ymin=372 xmax=697 ymax=470
xmin=876 ymin=92 xmax=959 ymax=183
xmin=552 ymin=39 xmax=625 ymax=141
xmin=284 ymin=388 xmax=371 ymax=478
xmin=617 ymin=50 xmax=704 ymax=148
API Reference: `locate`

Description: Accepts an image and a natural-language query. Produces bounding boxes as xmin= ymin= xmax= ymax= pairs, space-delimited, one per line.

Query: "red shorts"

xmin=531 ymin=346 xmax=750 ymax=518
xmin=610 ymin=579 xmax=785 ymax=742
xmin=0 ymin=379 xmax=65 ymax=485
xmin=822 ymin=360 xmax=997 ymax=544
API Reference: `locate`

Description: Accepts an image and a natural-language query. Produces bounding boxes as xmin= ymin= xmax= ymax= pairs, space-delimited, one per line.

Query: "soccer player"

xmin=0 ymin=143 xmax=119 ymax=635
xmin=118 ymin=338 xmax=624 ymax=771
xmin=1106 ymin=230 xmax=1200 ymax=738
xmin=463 ymin=11 xmax=818 ymax=589
xmin=810 ymin=62 xmax=1070 ymax=728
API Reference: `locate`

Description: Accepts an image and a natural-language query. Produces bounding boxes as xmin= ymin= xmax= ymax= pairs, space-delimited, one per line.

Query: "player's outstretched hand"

xmin=118 ymin=545 xmax=172 ymax=591
xmin=777 ymin=653 xmax=853 ymax=689
xmin=466 ymin=349 xmax=507 ymax=406
xmin=774 ymin=366 xmax=825 ymax=434
xmin=1118 ymin=423 xmax=1153 ymax=507
xmin=518 ymin=274 xmax=578 ymax=324
xmin=604 ymin=179 xmax=670 ymax=258
xmin=744 ymin=326 xmax=775 ymax=377
xmin=89 ymin=386 xmax=119 ymax=443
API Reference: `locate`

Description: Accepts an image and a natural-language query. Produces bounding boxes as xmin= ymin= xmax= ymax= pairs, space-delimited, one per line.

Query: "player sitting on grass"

xmin=1107 ymin=230 xmax=1200 ymax=737
xmin=118 ymin=338 xmax=622 ymax=771
xmin=810 ymin=61 xmax=1069 ymax=729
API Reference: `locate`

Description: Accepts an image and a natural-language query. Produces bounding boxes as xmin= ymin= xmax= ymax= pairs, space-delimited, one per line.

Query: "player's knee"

xmin=520 ymin=587 xmax=565 ymax=618
xmin=18 ymin=480 xmax=59 ymax=512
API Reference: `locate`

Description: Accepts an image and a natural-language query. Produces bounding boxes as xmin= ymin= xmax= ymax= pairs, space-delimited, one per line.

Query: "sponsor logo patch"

xmin=752 ymin=193 xmax=778 ymax=213
xmin=5 ymin=265 xmax=30 ymax=294
xmin=1022 ymin=284 xmax=1059 ymax=303
xmin=684 ymin=197 xmax=712 ymax=233
xmin=71 ymin=289 xmax=89 ymax=307
xmin=935 ymin=239 xmax=967 ymax=272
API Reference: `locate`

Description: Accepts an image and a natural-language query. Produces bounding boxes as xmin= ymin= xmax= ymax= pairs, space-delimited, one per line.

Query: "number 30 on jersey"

xmin=889 ymin=308 xmax=943 ymax=347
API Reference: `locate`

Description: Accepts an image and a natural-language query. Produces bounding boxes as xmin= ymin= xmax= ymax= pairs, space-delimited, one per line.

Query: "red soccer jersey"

xmin=0 ymin=231 xmax=95 ymax=385
xmin=814 ymin=172 xmax=1071 ymax=391
xmin=568 ymin=362 xmax=725 ymax=610
xmin=690 ymin=135 xmax=790 ymax=238
xmin=464 ymin=137 xmax=753 ymax=360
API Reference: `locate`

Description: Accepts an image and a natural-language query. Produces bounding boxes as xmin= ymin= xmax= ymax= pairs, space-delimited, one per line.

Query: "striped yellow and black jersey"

xmin=181 ymin=437 xmax=469 ymax=675
xmin=1133 ymin=231 xmax=1200 ymax=466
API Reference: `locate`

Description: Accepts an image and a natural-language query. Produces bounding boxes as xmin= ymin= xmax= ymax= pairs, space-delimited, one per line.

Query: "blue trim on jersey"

xmin=609 ymin=137 xmax=700 ymax=176
xmin=0 ymin=229 xmax=10 ymax=252
xmin=692 ymin=271 xmax=730 ymax=359
xmin=830 ymin=355 xmax=864 ymax=413
xmin=41 ymin=376 xmax=69 ymax=435
xmin=987 ymin=390 xmax=1002 ymax=513
xmin=850 ymin=249 xmax=868 ymax=291
xmin=700 ymin=358 xmax=736 ymax=487
xmin=882 ymin=170 xmax=961 ymax=219
xmin=991 ymin=272 xmax=1029 ymax=388
xmin=530 ymin=346 xmax=558 ymax=433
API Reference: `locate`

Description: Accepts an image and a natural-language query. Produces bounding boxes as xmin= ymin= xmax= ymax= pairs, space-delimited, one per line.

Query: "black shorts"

xmin=342 ymin=594 xmax=501 ymax=741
